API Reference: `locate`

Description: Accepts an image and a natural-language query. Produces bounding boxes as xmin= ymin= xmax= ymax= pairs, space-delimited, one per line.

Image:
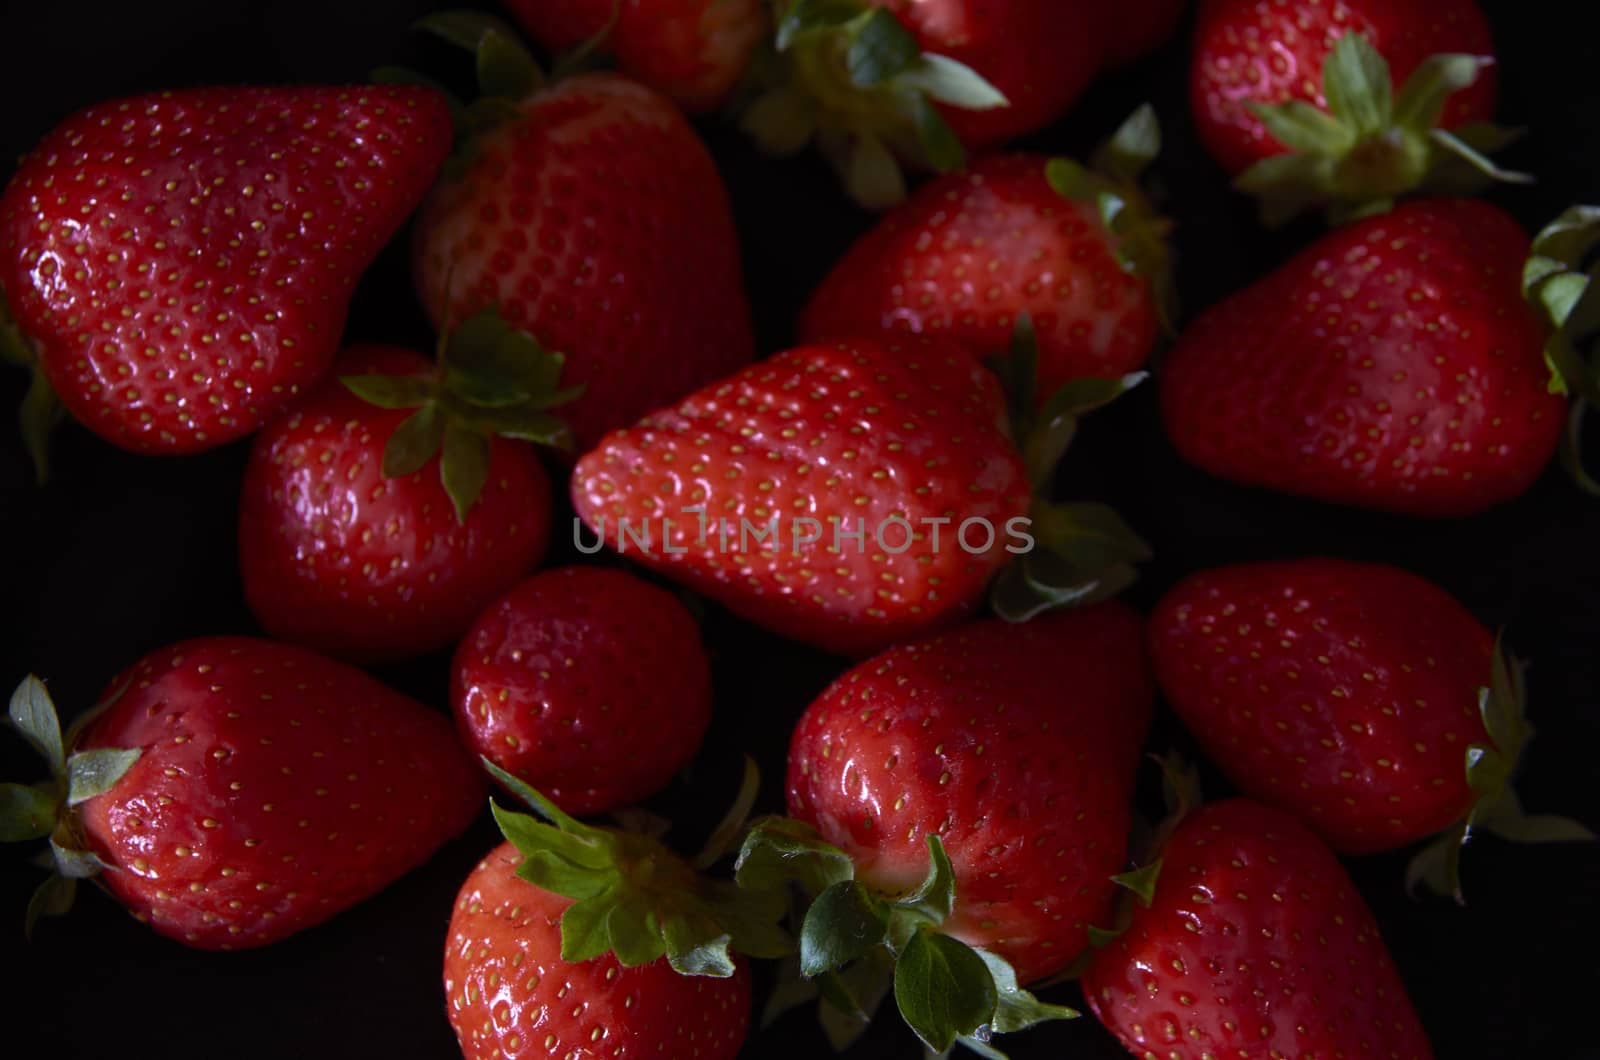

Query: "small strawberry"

xmin=1161 ymin=198 xmax=1564 ymax=516
xmin=452 ymin=565 xmax=713 ymax=815
xmin=239 ymin=312 xmax=571 ymax=664
xmin=800 ymin=107 xmax=1173 ymax=396
xmin=0 ymin=85 xmax=452 ymax=463
xmin=408 ymin=13 xmax=754 ymax=451
xmin=502 ymin=0 xmax=769 ymax=112
xmin=1149 ymin=558 xmax=1593 ymax=898
xmin=2 ymin=637 xmax=484 ymax=948
xmin=1191 ymin=6 xmax=1518 ymax=222
xmin=1084 ymin=799 xmax=1434 ymax=1060
xmin=738 ymin=604 xmax=1151 ymax=1052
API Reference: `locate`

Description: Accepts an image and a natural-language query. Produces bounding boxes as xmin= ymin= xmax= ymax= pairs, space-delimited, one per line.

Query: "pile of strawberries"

xmin=3 ymin=1 xmax=1597 ymax=1058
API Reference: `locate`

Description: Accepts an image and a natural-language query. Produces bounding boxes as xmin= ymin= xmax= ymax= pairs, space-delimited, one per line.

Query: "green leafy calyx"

xmin=1523 ymin=204 xmax=1600 ymax=495
xmin=1 ymin=292 xmax=63 ymax=486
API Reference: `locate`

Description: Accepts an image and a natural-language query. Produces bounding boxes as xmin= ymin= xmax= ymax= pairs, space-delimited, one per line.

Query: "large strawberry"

xmin=408 ymin=13 xmax=753 ymax=451
xmin=1 ymin=637 xmax=484 ymax=948
xmin=502 ymin=0 xmax=768 ymax=112
xmin=238 ymin=313 xmax=570 ymax=664
xmin=1084 ymin=798 xmax=1434 ymax=1060
xmin=737 ymin=605 xmax=1151 ymax=1052
xmin=1149 ymin=558 xmax=1594 ymax=898
xmin=452 ymin=565 xmax=712 ymax=815
xmin=800 ymin=107 xmax=1173 ymax=396
xmin=1191 ymin=1 xmax=1514 ymax=222
xmin=0 ymin=85 xmax=452 ymax=465
xmin=1161 ymin=198 xmax=1564 ymax=516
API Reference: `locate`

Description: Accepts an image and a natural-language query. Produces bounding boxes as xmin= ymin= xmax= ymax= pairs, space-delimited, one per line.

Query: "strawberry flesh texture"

xmin=451 ymin=566 xmax=713 ymax=816
xmin=1161 ymin=199 xmax=1563 ymax=516
xmin=238 ymin=346 xmax=551 ymax=665
xmin=1084 ymin=799 xmax=1433 ymax=1060
xmin=801 ymin=154 xmax=1159 ymax=394
xmin=1151 ymin=558 xmax=1494 ymax=855
xmin=571 ymin=336 xmax=1031 ymax=657
xmin=0 ymin=85 xmax=453 ymax=453
xmin=444 ymin=841 xmax=751 ymax=1060
xmin=413 ymin=74 xmax=753 ymax=452
xmin=73 ymin=637 xmax=485 ymax=950
xmin=1191 ymin=0 xmax=1497 ymax=174
xmin=786 ymin=604 xmax=1153 ymax=983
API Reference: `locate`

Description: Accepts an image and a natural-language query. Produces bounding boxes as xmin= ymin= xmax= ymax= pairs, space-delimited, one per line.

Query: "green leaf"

xmin=1030 ymin=502 xmax=1153 ymax=572
xmin=1110 ymin=859 xmax=1163 ymax=907
xmin=693 ymin=756 xmax=763 ymax=871
xmin=1559 ymin=400 xmax=1600 ymax=496
xmin=1428 ymin=128 xmax=1534 ymax=185
xmin=847 ymin=9 xmax=920 ymax=87
xmin=1084 ymin=923 xmax=1120 ymax=949
xmin=975 ymin=949 xmax=1079 ymax=1033
xmin=1405 ymin=821 xmax=1467 ymax=903
xmin=800 ymin=880 xmax=888 ymax=976
xmin=415 ymin=10 xmax=524 ymax=53
xmin=664 ymin=913 xmax=738 ymax=977
xmin=741 ymin=87 xmax=820 ymax=157
xmin=844 ymin=131 xmax=908 ymax=210
xmin=989 ymin=555 xmax=1139 ymax=624
xmin=440 ymin=422 xmax=491 ymax=522
xmin=490 ymin=799 xmax=615 ymax=873
xmin=515 ymin=850 xmax=618 ymax=900
xmin=382 ymin=405 xmax=446 ymax=480
xmin=463 ymin=405 xmax=574 ymax=448
xmin=899 ymin=54 xmax=1008 ymax=110
xmin=64 ymin=748 xmax=140 ymax=806
xmin=24 ymin=874 xmax=75 ymax=940
xmin=9 ymin=676 xmax=64 ymax=775
xmin=1097 ymin=103 xmax=1161 ymax=185
xmin=340 ymin=373 xmax=435 ymax=410
xmin=896 ymin=834 xmax=956 ymax=925
xmin=1393 ymin=53 xmax=1491 ymax=133
xmin=1246 ymin=99 xmax=1355 ymax=155
xmin=561 ymin=884 xmax=623 ymax=963
xmin=893 ymin=930 xmax=999 ymax=1054
xmin=774 ymin=0 xmax=863 ymax=50
xmin=19 ymin=363 xmax=61 ymax=485
xmin=735 ymin=817 xmax=856 ymax=897
xmin=908 ymin=93 xmax=965 ymax=174
xmin=816 ymin=946 xmax=895 ymax=1047
xmin=0 ymin=782 xmax=58 ymax=842
xmin=608 ymin=897 xmax=668 ymax=966
xmin=484 ymin=759 xmax=594 ymax=835
xmin=1322 ymin=32 xmax=1393 ymax=137
xmin=477 ymin=27 xmax=543 ymax=100
xmin=49 ymin=838 xmax=108 ymax=879
xmin=1044 ymin=158 xmax=1100 ymax=203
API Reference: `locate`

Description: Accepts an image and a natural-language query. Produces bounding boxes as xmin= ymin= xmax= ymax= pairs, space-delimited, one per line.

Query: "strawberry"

xmin=452 ymin=565 xmax=712 ymax=815
xmin=1161 ymin=198 xmax=1564 ymax=516
xmin=1083 ymin=799 xmax=1434 ymax=1060
xmin=0 ymin=85 xmax=452 ymax=463
xmin=2 ymin=637 xmax=484 ymax=948
xmin=1191 ymin=5 xmax=1516 ymax=222
xmin=444 ymin=841 xmax=751 ymax=1060
xmin=238 ymin=328 xmax=566 ymax=664
xmin=737 ymin=604 xmax=1151 ymax=1051
xmin=800 ymin=107 xmax=1173 ymax=397
xmin=502 ymin=0 xmax=769 ymax=112
xmin=1149 ymin=558 xmax=1593 ymax=898
xmin=408 ymin=14 xmax=753 ymax=451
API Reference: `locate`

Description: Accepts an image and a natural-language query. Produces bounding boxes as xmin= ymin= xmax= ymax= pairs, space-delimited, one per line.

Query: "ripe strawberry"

xmin=503 ymin=0 xmax=768 ymax=112
xmin=1083 ymin=799 xmax=1433 ymax=1060
xmin=800 ymin=108 xmax=1172 ymax=396
xmin=1161 ymin=198 xmax=1564 ymax=516
xmin=1150 ymin=558 xmax=1593 ymax=897
xmin=0 ymin=85 xmax=452 ymax=460
xmin=444 ymin=841 xmax=751 ymax=1060
xmin=569 ymin=335 xmax=1032 ymax=656
xmin=410 ymin=15 xmax=753 ymax=450
xmin=452 ymin=565 xmax=712 ymax=815
xmin=238 ymin=334 xmax=562 ymax=665
xmin=2 ymin=638 xmax=484 ymax=948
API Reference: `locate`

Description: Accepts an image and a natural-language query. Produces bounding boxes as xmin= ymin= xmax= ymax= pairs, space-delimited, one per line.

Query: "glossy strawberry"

xmin=444 ymin=841 xmax=752 ymax=1060
xmin=1084 ymin=799 xmax=1433 ymax=1060
xmin=3 ymin=638 xmax=484 ymax=948
xmin=570 ymin=335 xmax=1032 ymax=656
xmin=503 ymin=0 xmax=767 ymax=111
xmin=239 ymin=344 xmax=554 ymax=665
xmin=0 ymin=85 xmax=452 ymax=458
xmin=1161 ymin=198 xmax=1564 ymax=516
xmin=452 ymin=566 xmax=712 ymax=815
xmin=412 ymin=20 xmax=753 ymax=450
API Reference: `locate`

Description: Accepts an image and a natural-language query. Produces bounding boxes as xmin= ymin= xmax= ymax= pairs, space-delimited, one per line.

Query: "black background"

xmin=2 ymin=2 xmax=1597 ymax=1057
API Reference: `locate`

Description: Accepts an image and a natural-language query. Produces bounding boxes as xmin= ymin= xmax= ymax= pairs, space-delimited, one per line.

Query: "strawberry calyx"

xmin=0 ymin=292 xmax=64 ymax=485
xmin=1236 ymin=33 xmax=1529 ymax=227
xmin=735 ymin=818 xmax=1076 ymax=1057
xmin=339 ymin=306 xmax=578 ymax=521
xmin=484 ymin=759 xmax=791 ymax=978
xmin=740 ymin=0 xmax=1008 ymax=209
xmin=1404 ymin=636 xmax=1595 ymax=903
xmin=1523 ymin=204 xmax=1600 ymax=494
xmin=987 ymin=316 xmax=1151 ymax=624
xmin=2 ymin=675 xmax=141 ymax=938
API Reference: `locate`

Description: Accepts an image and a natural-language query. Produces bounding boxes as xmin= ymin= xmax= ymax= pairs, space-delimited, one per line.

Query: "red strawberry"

xmin=1161 ymin=198 xmax=1564 ymax=516
xmin=410 ymin=17 xmax=753 ymax=450
xmin=452 ymin=565 xmax=712 ymax=815
xmin=0 ymin=85 xmax=452 ymax=459
xmin=444 ymin=841 xmax=751 ymax=1060
xmin=569 ymin=335 xmax=1032 ymax=656
xmin=3 ymin=638 xmax=484 ymax=948
xmin=503 ymin=0 xmax=768 ymax=111
xmin=800 ymin=110 xmax=1172 ymax=397
xmin=239 ymin=330 xmax=564 ymax=664
xmin=1149 ymin=558 xmax=1593 ymax=896
xmin=1083 ymin=799 xmax=1433 ymax=1060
